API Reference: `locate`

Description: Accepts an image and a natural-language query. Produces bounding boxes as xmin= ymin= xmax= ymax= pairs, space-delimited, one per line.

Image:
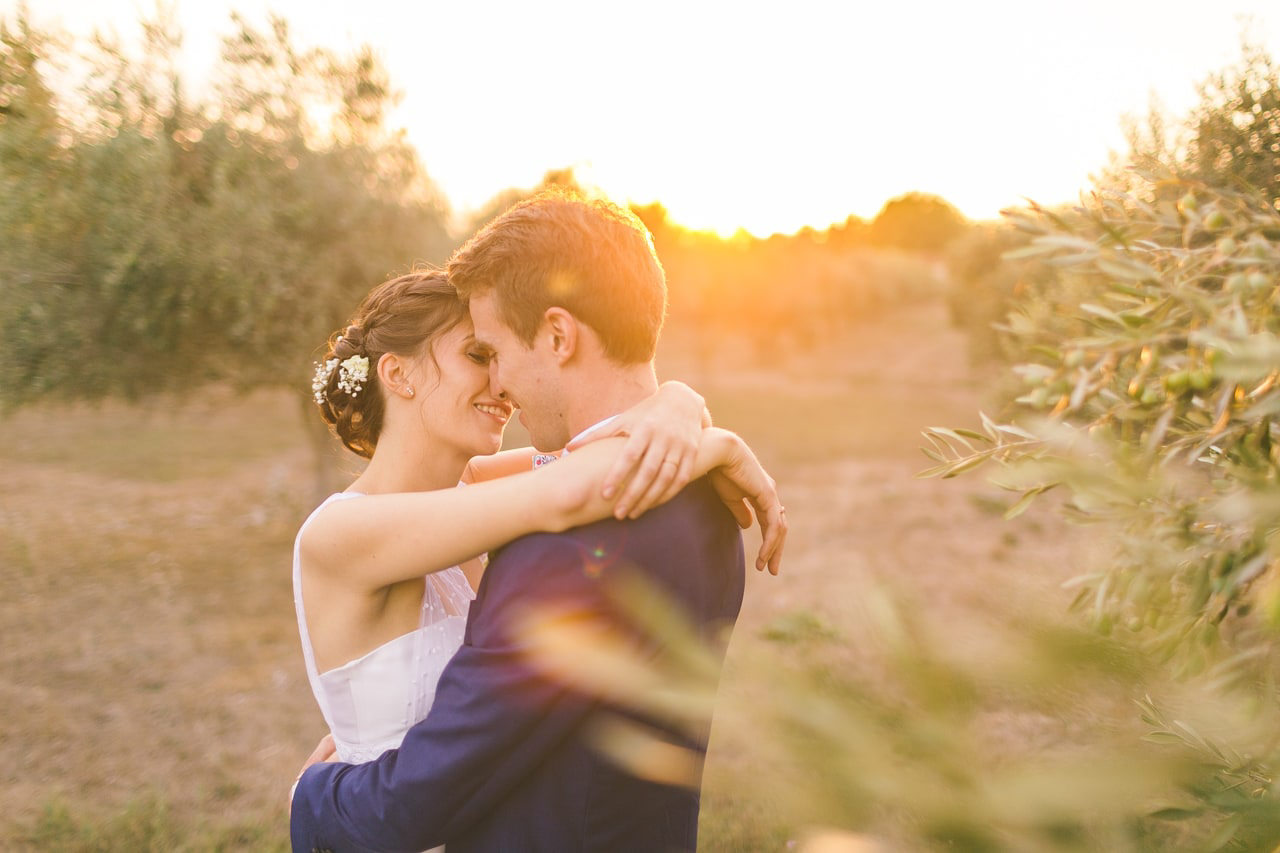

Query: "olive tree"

xmin=0 ymin=10 xmax=451 ymax=412
xmin=922 ymin=174 xmax=1280 ymax=848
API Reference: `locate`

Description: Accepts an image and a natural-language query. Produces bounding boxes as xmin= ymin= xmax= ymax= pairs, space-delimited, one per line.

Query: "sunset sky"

xmin=13 ymin=0 xmax=1280 ymax=236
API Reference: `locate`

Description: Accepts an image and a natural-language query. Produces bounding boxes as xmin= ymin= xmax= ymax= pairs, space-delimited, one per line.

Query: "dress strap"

xmin=293 ymin=492 xmax=365 ymax=725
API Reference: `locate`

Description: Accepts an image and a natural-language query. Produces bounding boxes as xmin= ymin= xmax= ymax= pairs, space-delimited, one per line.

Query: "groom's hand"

xmin=289 ymin=733 xmax=337 ymax=816
xmin=303 ymin=733 xmax=338 ymax=769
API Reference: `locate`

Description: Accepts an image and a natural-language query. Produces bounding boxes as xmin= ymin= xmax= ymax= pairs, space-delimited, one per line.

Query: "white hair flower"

xmin=337 ymin=355 xmax=370 ymax=398
xmin=312 ymin=358 xmax=338 ymax=406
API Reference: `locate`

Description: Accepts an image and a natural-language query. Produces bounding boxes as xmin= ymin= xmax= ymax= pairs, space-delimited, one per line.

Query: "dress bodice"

xmin=293 ymin=492 xmax=475 ymax=763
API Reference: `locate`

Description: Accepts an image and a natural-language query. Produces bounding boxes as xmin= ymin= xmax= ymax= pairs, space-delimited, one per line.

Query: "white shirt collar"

xmin=564 ymin=414 xmax=621 ymax=452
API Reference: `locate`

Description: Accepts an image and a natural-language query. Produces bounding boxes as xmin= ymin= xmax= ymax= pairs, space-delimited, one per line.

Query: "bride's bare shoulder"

xmin=297 ymin=494 xmax=365 ymax=573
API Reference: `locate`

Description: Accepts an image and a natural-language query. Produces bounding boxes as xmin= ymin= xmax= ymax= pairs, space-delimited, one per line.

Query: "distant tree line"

xmin=1 ymin=8 xmax=970 ymax=415
xmin=485 ymin=170 xmax=967 ymax=360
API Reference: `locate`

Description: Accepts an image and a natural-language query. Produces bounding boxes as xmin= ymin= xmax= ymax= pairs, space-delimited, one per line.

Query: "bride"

xmin=293 ymin=269 xmax=785 ymax=771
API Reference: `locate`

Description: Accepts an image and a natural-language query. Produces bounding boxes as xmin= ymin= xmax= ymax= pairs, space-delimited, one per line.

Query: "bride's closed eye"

xmin=466 ymin=350 xmax=491 ymax=366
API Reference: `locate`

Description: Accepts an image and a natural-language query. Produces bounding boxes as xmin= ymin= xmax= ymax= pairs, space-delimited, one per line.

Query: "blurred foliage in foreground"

xmin=922 ymin=40 xmax=1280 ymax=852
xmin=520 ymin=571 xmax=1223 ymax=851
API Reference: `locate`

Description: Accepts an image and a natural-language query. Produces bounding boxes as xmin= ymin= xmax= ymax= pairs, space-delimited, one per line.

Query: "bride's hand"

xmin=707 ymin=433 xmax=787 ymax=575
xmin=567 ymin=380 xmax=710 ymax=519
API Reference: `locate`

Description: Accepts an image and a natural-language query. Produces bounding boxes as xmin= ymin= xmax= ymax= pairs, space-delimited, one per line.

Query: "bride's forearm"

xmin=301 ymin=431 xmax=745 ymax=594
xmin=300 ymin=475 xmax=559 ymax=592
xmin=550 ymin=428 xmax=741 ymax=528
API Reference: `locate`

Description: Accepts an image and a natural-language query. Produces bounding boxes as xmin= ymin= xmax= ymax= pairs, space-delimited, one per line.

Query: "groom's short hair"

xmin=447 ymin=189 xmax=667 ymax=364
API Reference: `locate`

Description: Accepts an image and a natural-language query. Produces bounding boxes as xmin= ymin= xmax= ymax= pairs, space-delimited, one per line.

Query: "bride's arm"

xmin=299 ymin=428 xmax=775 ymax=593
xmin=462 ymin=380 xmax=708 ymax=491
xmin=461 ymin=447 xmax=540 ymax=484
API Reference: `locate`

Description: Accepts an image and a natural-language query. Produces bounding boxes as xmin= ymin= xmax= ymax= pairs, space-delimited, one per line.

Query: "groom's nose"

xmin=488 ymin=362 xmax=505 ymax=398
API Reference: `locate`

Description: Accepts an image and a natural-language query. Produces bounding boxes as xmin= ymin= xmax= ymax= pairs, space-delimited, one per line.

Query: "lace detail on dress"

xmin=335 ymin=740 xmax=396 ymax=765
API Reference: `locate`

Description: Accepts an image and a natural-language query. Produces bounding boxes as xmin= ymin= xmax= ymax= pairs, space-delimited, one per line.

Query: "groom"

xmin=289 ymin=191 xmax=746 ymax=852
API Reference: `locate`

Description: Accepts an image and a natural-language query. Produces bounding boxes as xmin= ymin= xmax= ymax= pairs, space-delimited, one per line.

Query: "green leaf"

xmin=1002 ymin=243 xmax=1059 ymax=260
xmin=928 ymin=427 xmax=977 ymax=452
xmin=941 ymin=455 xmax=987 ymax=478
xmin=1004 ymin=488 xmax=1043 ymax=520
xmin=1097 ymin=257 xmax=1159 ymax=281
xmin=1205 ymin=814 xmax=1243 ymax=851
xmin=1079 ymin=303 xmax=1124 ymax=324
xmin=1149 ymin=806 xmax=1204 ymax=821
xmin=1033 ymin=234 xmax=1097 ymax=251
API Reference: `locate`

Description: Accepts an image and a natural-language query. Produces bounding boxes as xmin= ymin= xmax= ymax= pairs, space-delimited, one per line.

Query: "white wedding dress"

xmin=292 ymin=491 xmax=475 ymax=764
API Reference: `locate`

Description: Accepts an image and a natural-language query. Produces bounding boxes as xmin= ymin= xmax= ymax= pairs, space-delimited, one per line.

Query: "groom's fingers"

xmin=305 ymin=733 xmax=337 ymax=766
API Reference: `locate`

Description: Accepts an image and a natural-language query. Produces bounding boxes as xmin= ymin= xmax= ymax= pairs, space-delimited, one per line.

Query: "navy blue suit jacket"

xmin=290 ymin=477 xmax=745 ymax=852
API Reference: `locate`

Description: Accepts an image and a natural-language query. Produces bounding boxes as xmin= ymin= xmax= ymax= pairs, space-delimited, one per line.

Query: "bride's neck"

xmin=350 ymin=431 xmax=467 ymax=495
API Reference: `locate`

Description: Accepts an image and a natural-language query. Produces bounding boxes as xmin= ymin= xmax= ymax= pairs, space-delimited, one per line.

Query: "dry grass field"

xmin=1 ymin=301 xmax=1096 ymax=850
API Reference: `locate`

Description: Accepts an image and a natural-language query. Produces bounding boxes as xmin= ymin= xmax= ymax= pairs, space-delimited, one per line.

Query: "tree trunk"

xmin=297 ymin=391 xmax=343 ymax=506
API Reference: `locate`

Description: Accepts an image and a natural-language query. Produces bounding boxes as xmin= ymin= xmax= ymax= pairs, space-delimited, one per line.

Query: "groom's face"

xmin=468 ymin=291 xmax=567 ymax=451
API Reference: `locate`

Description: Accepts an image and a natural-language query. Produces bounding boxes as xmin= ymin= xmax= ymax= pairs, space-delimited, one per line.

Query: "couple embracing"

xmin=289 ymin=191 xmax=787 ymax=852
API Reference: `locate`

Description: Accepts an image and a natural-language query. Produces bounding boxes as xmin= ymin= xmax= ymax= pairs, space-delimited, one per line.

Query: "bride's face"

xmin=411 ymin=320 xmax=513 ymax=456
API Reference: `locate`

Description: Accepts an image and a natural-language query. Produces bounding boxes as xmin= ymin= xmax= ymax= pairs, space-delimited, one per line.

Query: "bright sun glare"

xmin=15 ymin=0 xmax=1280 ymax=236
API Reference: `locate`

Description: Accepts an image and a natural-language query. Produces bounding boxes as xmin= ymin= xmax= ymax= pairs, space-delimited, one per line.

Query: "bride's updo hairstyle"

xmin=314 ymin=270 xmax=467 ymax=458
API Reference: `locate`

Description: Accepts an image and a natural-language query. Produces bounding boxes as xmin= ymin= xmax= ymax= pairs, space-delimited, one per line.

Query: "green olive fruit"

xmin=1217 ymin=237 xmax=1237 ymax=254
xmin=1165 ymin=370 xmax=1190 ymax=393
xmin=1205 ymin=211 xmax=1229 ymax=230
xmin=1189 ymin=370 xmax=1213 ymax=391
xmin=1249 ymin=271 xmax=1271 ymax=291
xmin=1227 ymin=272 xmax=1249 ymax=293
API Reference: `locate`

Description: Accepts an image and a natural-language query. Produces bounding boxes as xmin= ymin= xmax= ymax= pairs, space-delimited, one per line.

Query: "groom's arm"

xmin=290 ymin=531 xmax=624 ymax=853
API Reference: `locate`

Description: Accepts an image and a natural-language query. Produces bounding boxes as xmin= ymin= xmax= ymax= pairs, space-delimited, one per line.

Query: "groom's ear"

xmin=543 ymin=307 xmax=579 ymax=365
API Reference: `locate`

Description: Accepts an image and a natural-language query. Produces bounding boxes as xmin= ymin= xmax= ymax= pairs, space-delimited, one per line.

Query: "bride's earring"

xmin=406 ymin=386 xmax=415 ymax=398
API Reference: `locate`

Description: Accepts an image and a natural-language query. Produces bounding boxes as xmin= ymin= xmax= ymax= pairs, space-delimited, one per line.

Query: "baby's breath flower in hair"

xmin=312 ymin=358 xmax=338 ymax=406
xmin=337 ymin=355 xmax=370 ymax=398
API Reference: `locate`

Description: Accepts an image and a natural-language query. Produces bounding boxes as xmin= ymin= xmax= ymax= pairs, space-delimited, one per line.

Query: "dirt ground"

xmin=0 ymin=301 xmax=1093 ymax=850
